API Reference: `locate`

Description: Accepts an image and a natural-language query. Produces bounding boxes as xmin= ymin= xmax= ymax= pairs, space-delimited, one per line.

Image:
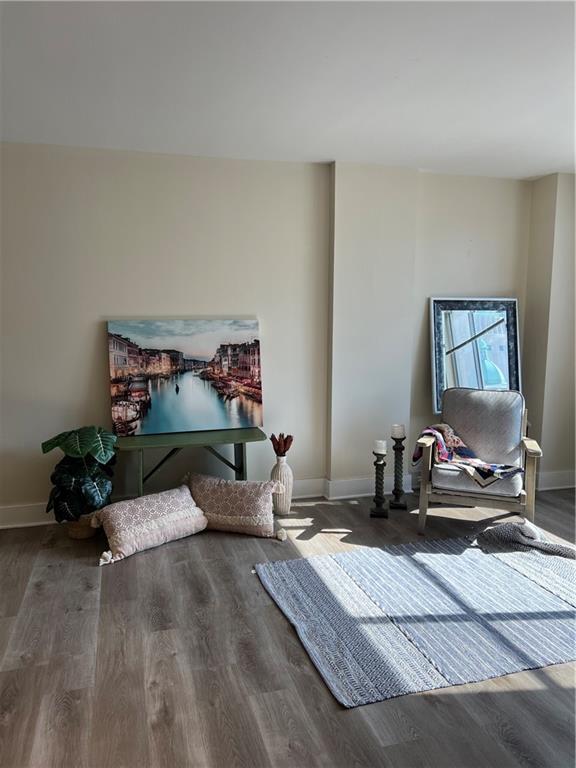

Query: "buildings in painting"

xmin=109 ymin=333 xmax=261 ymax=385
xmin=210 ymin=340 xmax=261 ymax=383
xmin=108 ymin=333 xmax=145 ymax=379
xmin=184 ymin=357 xmax=208 ymax=371
xmin=163 ymin=349 xmax=186 ymax=374
xmin=142 ymin=349 xmax=172 ymax=377
xmin=108 ymin=334 xmax=192 ymax=381
xmin=239 ymin=341 xmax=261 ymax=382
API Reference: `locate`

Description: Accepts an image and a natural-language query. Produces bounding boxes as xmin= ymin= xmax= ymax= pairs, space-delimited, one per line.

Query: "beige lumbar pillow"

xmin=186 ymin=473 xmax=285 ymax=539
xmin=91 ymin=485 xmax=207 ymax=565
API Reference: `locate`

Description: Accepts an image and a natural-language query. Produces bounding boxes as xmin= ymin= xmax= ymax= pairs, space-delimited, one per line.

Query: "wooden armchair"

xmin=417 ymin=388 xmax=542 ymax=534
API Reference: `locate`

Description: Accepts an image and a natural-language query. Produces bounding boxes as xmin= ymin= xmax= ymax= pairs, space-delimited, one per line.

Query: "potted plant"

xmin=41 ymin=426 xmax=117 ymax=539
xmin=270 ymin=432 xmax=294 ymax=515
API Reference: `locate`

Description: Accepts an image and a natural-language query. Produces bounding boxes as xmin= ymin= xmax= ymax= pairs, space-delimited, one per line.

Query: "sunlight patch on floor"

xmin=436 ymin=671 xmax=548 ymax=694
xmin=275 ymin=516 xmax=357 ymax=556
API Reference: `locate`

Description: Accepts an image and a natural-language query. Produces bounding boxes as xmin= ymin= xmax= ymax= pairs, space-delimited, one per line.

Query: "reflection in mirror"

xmin=430 ymin=299 xmax=520 ymax=414
xmin=443 ymin=309 xmax=509 ymax=389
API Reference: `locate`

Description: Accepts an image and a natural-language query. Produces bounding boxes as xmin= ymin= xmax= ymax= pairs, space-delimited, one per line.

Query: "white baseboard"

xmin=537 ymin=470 xmax=576 ymax=491
xmin=2 ymin=470 xmax=569 ymax=529
xmin=0 ymin=502 xmax=55 ymax=529
xmin=0 ymin=484 xmax=331 ymax=527
xmin=292 ymin=478 xmax=326 ymax=499
xmin=324 ymin=474 xmax=414 ymax=500
xmin=324 ymin=477 xmax=373 ymax=499
xmin=323 ymin=472 xmax=575 ymax=498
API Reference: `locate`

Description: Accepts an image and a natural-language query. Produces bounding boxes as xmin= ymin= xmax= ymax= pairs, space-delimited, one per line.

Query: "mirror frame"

xmin=430 ymin=297 xmax=521 ymax=414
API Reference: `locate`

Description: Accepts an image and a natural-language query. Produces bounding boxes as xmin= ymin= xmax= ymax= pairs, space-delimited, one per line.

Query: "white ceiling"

xmin=1 ymin=2 xmax=574 ymax=178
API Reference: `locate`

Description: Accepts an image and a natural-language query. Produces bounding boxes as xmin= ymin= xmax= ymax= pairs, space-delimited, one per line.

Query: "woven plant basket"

xmin=67 ymin=514 xmax=96 ymax=540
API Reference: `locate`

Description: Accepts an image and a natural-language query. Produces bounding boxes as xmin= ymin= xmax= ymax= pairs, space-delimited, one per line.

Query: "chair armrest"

xmin=418 ymin=434 xmax=435 ymax=475
xmin=522 ymin=437 xmax=542 ymax=458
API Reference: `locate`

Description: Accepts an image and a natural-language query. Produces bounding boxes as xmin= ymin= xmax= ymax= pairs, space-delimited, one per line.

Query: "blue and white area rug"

xmin=255 ymin=531 xmax=576 ymax=707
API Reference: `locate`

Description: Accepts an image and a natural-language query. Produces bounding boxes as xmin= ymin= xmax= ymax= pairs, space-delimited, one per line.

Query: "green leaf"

xmin=51 ymin=469 xmax=79 ymax=492
xmin=80 ymin=475 xmax=112 ymax=510
xmin=41 ymin=430 xmax=72 ymax=454
xmin=51 ymin=456 xmax=91 ymax=490
xmin=88 ymin=427 xmax=117 ymax=464
xmin=51 ymin=455 xmax=113 ymax=506
xmin=42 ymin=426 xmax=117 ymax=461
xmin=59 ymin=426 xmax=99 ymax=458
xmin=50 ymin=489 xmax=85 ymax=522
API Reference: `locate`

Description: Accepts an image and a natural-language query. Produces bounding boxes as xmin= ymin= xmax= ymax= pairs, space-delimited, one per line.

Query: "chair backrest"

xmin=441 ymin=388 xmax=524 ymax=466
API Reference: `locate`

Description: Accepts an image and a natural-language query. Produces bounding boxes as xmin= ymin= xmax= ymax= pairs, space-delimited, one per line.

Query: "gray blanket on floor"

xmin=476 ymin=521 xmax=575 ymax=559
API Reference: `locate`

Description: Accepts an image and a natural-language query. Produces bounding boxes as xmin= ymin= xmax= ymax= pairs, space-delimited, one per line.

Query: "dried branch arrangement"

xmin=270 ymin=433 xmax=294 ymax=457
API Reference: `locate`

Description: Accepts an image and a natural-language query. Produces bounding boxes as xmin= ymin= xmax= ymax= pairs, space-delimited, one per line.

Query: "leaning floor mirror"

xmin=430 ymin=298 xmax=521 ymax=414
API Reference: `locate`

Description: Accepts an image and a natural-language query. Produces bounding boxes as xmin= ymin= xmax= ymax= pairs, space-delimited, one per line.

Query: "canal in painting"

xmin=136 ymin=372 xmax=262 ymax=434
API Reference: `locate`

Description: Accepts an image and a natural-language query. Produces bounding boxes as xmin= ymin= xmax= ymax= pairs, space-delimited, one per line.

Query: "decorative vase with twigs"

xmin=270 ymin=433 xmax=294 ymax=515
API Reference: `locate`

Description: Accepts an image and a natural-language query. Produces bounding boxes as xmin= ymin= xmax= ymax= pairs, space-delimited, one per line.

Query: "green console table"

xmin=116 ymin=427 xmax=267 ymax=496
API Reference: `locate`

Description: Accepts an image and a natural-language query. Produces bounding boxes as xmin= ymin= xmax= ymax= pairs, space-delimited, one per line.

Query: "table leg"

xmin=143 ymin=447 xmax=182 ymax=483
xmin=234 ymin=443 xmax=247 ymax=480
xmin=137 ymin=448 xmax=144 ymax=497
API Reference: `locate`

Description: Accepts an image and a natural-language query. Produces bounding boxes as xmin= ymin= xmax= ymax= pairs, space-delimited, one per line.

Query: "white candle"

xmin=373 ymin=439 xmax=387 ymax=455
xmin=391 ymin=424 xmax=406 ymax=439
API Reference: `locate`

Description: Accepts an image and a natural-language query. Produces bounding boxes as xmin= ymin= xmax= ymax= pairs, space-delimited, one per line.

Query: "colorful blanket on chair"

xmin=412 ymin=423 xmax=524 ymax=489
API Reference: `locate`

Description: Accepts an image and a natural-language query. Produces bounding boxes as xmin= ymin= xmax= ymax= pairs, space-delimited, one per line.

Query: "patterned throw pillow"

xmin=186 ymin=473 xmax=284 ymax=538
xmin=91 ymin=485 xmax=207 ymax=565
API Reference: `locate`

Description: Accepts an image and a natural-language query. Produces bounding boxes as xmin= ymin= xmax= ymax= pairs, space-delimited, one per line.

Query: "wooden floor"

xmin=0 ymin=489 xmax=574 ymax=768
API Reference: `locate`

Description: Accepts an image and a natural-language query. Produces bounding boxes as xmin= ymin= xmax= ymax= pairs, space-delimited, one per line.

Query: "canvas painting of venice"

xmin=107 ymin=319 xmax=263 ymax=436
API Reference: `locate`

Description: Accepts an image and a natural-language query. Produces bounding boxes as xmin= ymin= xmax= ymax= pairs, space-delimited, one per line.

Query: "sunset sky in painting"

xmin=108 ymin=318 xmax=259 ymax=359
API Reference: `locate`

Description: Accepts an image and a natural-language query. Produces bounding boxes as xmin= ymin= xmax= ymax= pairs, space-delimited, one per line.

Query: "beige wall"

xmin=329 ymin=164 xmax=418 ymax=486
xmin=522 ymin=173 xmax=575 ymax=487
xmin=410 ymin=173 xmax=531 ymax=445
xmin=522 ymin=174 xmax=558 ymax=443
xmin=327 ymin=165 xmax=531 ymax=492
xmin=0 ymin=144 xmax=331 ymax=520
xmin=1 ymin=144 xmax=573 ymax=525
xmin=539 ymin=174 xmax=575 ymax=482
